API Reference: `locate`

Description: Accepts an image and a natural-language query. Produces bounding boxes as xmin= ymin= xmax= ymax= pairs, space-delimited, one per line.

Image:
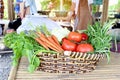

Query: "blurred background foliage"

xmin=109 ymin=0 xmax=120 ymax=11
xmin=2 ymin=0 xmax=120 ymax=19
xmin=40 ymin=0 xmax=71 ymax=11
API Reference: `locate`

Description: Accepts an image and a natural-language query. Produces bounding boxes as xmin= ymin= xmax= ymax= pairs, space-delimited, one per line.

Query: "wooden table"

xmin=8 ymin=52 xmax=120 ymax=80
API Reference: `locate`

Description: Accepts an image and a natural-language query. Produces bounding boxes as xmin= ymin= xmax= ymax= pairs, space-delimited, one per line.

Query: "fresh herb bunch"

xmin=85 ymin=20 xmax=115 ymax=62
xmin=4 ymin=32 xmax=56 ymax=73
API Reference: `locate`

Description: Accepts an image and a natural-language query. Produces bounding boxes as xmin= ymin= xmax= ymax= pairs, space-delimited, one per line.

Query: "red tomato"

xmin=62 ymin=37 xmax=67 ymax=42
xmin=67 ymin=32 xmax=82 ymax=42
xmin=62 ymin=39 xmax=77 ymax=51
xmin=76 ymin=43 xmax=94 ymax=53
xmin=81 ymin=33 xmax=88 ymax=41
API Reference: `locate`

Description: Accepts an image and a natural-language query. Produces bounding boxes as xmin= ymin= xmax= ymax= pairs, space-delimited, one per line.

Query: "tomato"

xmin=76 ymin=43 xmax=94 ymax=53
xmin=62 ymin=37 xmax=67 ymax=42
xmin=81 ymin=33 xmax=88 ymax=41
xmin=62 ymin=39 xmax=77 ymax=51
xmin=67 ymin=32 xmax=82 ymax=42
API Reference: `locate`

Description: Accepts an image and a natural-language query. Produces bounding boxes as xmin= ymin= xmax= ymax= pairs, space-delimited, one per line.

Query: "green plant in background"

xmin=115 ymin=0 xmax=120 ymax=11
xmin=40 ymin=0 xmax=51 ymax=10
xmin=40 ymin=0 xmax=60 ymax=10
xmin=63 ymin=0 xmax=71 ymax=11
xmin=109 ymin=0 xmax=120 ymax=12
xmin=92 ymin=5 xmax=97 ymax=14
xmin=40 ymin=0 xmax=71 ymax=11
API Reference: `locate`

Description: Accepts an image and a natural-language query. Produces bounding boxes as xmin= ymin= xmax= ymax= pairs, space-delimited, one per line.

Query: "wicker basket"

xmin=37 ymin=51 xmax=104 ymax=73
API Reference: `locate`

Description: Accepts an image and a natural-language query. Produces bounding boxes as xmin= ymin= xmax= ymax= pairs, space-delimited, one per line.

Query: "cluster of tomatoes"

xmin=61 ymin=32 xmax=94 ymax=53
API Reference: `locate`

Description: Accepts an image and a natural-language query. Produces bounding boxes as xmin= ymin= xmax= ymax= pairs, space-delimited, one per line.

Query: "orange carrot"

xmin=52 ymin=35 xmax=61 ymax=46
xmin=36 ymin=33 xmax=63 ymax=53
xmin=40 ymin=36 xmax=62 ymax=52
xmin=36 ymin=32 xmax=41 ymax=35
xmin=35 ymin=32 xmax=40 ymax=37
xmin=47 ymin=36 xmax=63 ymax=51
xmin=35 ymin=38 xmax=49 ymax=50
xmin=46 ymin=43 xmax=61 ymax=53
xmin=36 ymin=32 xmax=45 ymax=38
xmin=42 ymin=38 xmax=60 ymax=50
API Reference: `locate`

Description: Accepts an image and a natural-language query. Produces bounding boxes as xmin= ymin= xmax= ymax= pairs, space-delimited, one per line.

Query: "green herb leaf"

xmin=33 ymin=57 xmax=40 ymax=67
xmin=84 ymin=20 xmax=115 ymax=62
xmin=28 ymin=64 xmax=36 ymax=73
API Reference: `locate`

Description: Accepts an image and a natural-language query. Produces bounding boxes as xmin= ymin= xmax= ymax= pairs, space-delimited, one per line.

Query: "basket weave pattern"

xmin=37 ymin=52 xmax=104 ymax=73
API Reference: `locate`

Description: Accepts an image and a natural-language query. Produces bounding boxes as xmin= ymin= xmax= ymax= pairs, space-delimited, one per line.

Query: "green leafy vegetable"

xmin=4 ymin=32 xmax=57 ymax=73
xmin=84 ymin=20 xmax=115 ymax=62
xmin=51 ymin=27 xmax=70 ymax=42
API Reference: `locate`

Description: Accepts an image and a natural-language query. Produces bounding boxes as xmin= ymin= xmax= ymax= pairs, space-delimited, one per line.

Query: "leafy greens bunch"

xmin=85 ymin=20 xmax=115 ymax=62
xmin=4 ymin=32 xmax=56 ymax=73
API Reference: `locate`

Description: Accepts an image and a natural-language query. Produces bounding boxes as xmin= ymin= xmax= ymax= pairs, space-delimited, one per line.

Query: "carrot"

xmin=36 ymin=32 xmax=41 ymax=35
xmin=35 ymin=32 xmax=40 ymax=37
xmin=52 ymin=35 xmax=61 ymax=46
xmin=36 ymin=32 xmax=63 ymax=53
xmin=47 ymin=36 xmax=63 ymax=51
xmin=36 ymin=32 xmax=45 ymax=38
xmin=40 ymin=36 xmax=62 ymax=52
xmin=35 ymin=38 xmax=49 ymax=50
xmin=40 ymin=37 xmax=60 ymax=51
xmin=46 ymin=43 xmax=61 ymax=53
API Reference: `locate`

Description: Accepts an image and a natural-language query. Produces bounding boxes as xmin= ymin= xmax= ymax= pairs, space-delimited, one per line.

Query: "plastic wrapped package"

xmin=16 ymin=15 xmax=61 ymax=34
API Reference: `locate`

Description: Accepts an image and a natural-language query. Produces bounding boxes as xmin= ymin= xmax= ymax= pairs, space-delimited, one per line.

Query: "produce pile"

xmin=3 ymin=21 xmax=115 ymax=73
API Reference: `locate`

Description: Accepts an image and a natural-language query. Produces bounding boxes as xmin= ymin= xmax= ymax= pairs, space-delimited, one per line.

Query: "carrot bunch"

xmin=35 ymin=31 xmax=64 ymax=53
